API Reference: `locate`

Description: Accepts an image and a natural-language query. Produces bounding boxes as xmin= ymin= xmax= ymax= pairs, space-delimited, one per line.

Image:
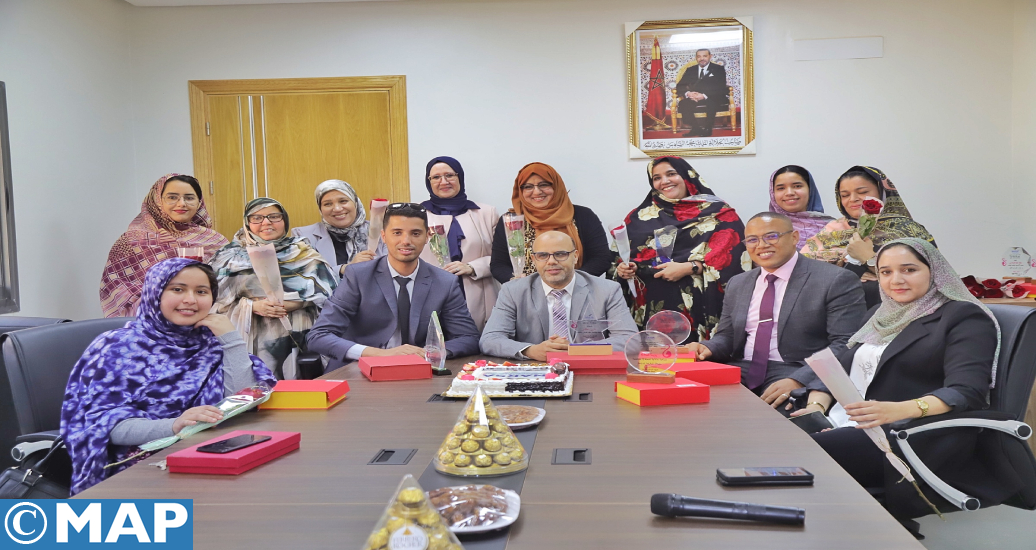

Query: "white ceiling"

xmin=124 ymin=0 xmax=403 ymax=6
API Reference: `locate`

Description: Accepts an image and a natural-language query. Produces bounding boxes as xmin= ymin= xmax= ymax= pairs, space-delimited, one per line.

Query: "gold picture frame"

xmin=626 ymin=17 xmax=755 ymax=158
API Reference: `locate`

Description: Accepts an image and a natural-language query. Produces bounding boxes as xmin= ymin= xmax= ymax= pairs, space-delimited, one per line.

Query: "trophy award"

xmin=623 ymin=330 xmax=678 ymax=384
xmin=567 ymin=312 xmax=614 ymax=355
xmin=425 ymin=311 xmax=451 ymax=376
xmin=645 ymin=310 xmax=695 ymax=360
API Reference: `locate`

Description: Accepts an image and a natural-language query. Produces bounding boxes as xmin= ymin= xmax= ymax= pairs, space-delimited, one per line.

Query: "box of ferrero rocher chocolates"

xmin=364 ymin=474 xmax=463 ymax=550
xmin=433 ymin=388 xmax=529 ymax=476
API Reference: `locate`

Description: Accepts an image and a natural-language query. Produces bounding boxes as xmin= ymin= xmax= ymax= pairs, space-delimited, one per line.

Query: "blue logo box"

xmin=2 ymin=499 xmax=192 ymax=548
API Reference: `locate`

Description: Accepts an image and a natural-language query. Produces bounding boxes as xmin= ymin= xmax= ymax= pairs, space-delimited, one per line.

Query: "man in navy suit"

xmin=675 ymin=48 xmax=729 ymax=137
xmin=307 ymin=203 xmax=480 ymax=371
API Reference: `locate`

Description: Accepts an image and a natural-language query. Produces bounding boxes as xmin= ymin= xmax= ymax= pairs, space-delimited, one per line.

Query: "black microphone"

xmin=650 ymin=493 xmax=805 ymax=526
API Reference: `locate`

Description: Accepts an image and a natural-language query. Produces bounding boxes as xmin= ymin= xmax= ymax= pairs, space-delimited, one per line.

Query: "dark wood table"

xmin=79 ymin=358 xmax=924 ymax=549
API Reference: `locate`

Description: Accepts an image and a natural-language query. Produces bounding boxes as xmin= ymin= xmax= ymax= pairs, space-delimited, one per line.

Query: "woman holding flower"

xmin=417 ymin=156 xmax=500 ymax=331
xmin=613 ymin=157 xmax=748 ymax=339
xmin=802 ymin=166 xmax=935 ymax=308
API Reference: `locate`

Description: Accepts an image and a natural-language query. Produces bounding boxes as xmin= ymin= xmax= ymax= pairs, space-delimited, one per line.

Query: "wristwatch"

xmin=914 ymin=398 xmax=929 ymax=418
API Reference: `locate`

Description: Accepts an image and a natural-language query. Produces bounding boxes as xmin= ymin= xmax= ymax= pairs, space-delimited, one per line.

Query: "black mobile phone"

xmin=716 ymin=467 xmax=814 ymax=487
xmin=197 ymin=434 xmax=271 ymax=454
xmin=789 ymin=410 xmax=835 ymax=434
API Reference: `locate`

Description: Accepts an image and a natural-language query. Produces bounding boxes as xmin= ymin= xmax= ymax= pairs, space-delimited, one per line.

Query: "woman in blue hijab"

xmin=768 ymin=165 xmax=834 ymax=248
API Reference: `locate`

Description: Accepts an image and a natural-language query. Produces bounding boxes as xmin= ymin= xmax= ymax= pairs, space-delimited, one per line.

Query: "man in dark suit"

xmin=674 ymin=48 xmax=729 ymax=137
xmin=307 ymin=203 xmax=480 ymax=371
xmin=480 ymin=231 xmax=637 ymax=361
xmin=687 ymin=212 xmax=867 ymax=409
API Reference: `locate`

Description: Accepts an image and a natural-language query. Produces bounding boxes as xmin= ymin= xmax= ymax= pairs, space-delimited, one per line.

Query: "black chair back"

xmin=3 ymin=318 xmax=130 ymax=435
xmin=0 ymin=317 xmax=69 ymax=468
xmin=986 ymin=304 xmax=1036 ymax=420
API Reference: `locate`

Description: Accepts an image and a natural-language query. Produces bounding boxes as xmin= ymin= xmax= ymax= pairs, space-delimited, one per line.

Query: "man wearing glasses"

xmin=307 ymin=203 xmax=480 ymax=371
xmin=686 ymin=213 xmax=866 ymax=411
xmin=480 ymin=231 xmax=637 ymax=361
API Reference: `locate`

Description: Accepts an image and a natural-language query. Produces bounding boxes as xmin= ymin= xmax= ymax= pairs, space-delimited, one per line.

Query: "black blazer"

xmin=490 ymin=204 xmax=610 ymax=284
xmin=675 ymin=63 xmax=728 ymax=109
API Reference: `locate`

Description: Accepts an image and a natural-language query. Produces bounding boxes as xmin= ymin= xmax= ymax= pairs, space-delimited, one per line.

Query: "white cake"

xmin=445 ymin=361 xmax=572 ymax=397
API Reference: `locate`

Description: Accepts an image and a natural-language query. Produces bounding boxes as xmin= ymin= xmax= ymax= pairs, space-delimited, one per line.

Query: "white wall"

xmin=0 ymin=0 xmax=136 ymax=320
xmin=1013 ymin=0 xmax=1036 ymax=249
xmin=2 ymin=0 xmax=1033 ymax=319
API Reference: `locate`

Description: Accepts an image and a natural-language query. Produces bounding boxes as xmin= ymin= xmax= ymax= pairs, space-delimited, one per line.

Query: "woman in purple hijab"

xmin=60 ymin=258 xmax=276 ymax=495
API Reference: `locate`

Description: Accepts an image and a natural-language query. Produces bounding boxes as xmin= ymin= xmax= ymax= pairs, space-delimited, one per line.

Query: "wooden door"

xmin=188 ymin=77 xmax=409 ymax=240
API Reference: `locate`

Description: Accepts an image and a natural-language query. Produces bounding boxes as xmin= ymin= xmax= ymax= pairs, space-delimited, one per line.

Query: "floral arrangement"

xmin=962 ymin=276 xmax=1029 ymax=299
xmin=428 ymin=224 xmax=450 ymax=267
xmin=503 ymin=211 xmax=526 ymax=277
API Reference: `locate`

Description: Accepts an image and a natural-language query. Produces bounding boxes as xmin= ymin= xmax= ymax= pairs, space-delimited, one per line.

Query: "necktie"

xmin=395 ymin=276 xmax=411 ymax=345
xmin=747 ymin=274 xmax=778 ymax=390
xmin=699 ymin=67 xmax=706 ymax=78
xmin=549 ymin=289 xmax=568 ymax=340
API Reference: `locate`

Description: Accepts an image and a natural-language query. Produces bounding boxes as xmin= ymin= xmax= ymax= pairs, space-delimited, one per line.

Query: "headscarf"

xmin=849 ymin=238 xmax=1001 ymax=385
xmin=620 ymin=156 xmax=747 ymax=337
xmin=422 ymin=156 xmax=480 ymax=262
xmin=767 ymin=166 xmax=834 ymax=248
xmin=63 ymin=258 xmax=276 ymax=495
xmin=511 ymin=162 xmax=583 ymax=267
xmin=100 ymin=174 xmax=229 ymax=318
xmin=314 ymin=179 xmax=370 ymax=260
xmin=801 ymin=166 xmax=935 ymax=259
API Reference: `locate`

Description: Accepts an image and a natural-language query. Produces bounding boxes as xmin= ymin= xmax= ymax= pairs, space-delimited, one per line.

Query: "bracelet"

xmin=807 ymin=401 xmax=828 ymax=414
xmin=914 ymin=398 xmax=929 ymax=418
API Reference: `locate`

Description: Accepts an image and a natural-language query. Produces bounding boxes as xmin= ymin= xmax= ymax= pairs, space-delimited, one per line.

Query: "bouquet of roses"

xmin=502 ymin=210 xmax=527 ymax=278
xmin=428 ymin=224 xmax=450 ymax=267
xmin=856 ymin=197 xmax=884 ymax=239
xmin=962 ymin=276 xmax=1030 ymax=299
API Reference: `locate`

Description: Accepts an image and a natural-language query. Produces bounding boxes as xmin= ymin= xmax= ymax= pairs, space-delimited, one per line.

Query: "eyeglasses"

xmin=387 ymin=202 xmax=427 ymax=212
xmin=531 ymin=250 xmax=575 ymax=262
xmin=744 ymin=230 xmax=794 ymax=248
xmin=428 ymin=173 xmax=459 ymax=183
xmin=247 ymin=213 xmax=285 ymax=224
xmin=520 ymin=183 xmax=554 ymax=193
xmin=162 ymin=194 xmax=199 ymax=206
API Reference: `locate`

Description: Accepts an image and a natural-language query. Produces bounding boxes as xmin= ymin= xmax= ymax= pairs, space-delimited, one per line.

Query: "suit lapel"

xmin=777 ymin=259 xmax=811 ymax=348
xmin=530 ymin=278 xmax=550 ymax=340
xmin=375 ymin=258 xmax=398 ymax=320
xmin=409 ymin=262 xmax=433 ymax=344
xmin=872 ymin=309 xmax=942 ymax=381
xmin=569 ymin=276 xmax=590 ymax=325
xmin=732 ymin=269 xmax=760 ymax=349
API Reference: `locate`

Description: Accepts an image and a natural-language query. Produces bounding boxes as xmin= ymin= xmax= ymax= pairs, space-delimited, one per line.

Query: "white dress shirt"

xmin=743 ymin=252 xmax=799 ymax=363
xmin=346 ymin=261 xmax=420 ymax=360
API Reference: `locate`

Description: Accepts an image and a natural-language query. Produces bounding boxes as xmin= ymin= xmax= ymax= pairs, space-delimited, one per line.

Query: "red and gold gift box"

xmin=614 ymin=380 xmax=710 ymax=406
xmin=259 ymin=379 xmax=350 ymax=410
xmin=547 ymin=351 xmax=627 ymax=374
xmin=668 ymin=361 xmax=742 ymax=386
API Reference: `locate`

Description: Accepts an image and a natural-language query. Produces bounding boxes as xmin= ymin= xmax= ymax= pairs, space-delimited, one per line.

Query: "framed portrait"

xmin=626 ymin=17 xmax=755 ymax=158
xmin=0 ymin=82 xmax=19 ymax=313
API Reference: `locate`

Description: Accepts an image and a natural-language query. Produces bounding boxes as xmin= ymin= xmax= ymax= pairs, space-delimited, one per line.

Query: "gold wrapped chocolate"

xmin=385 ymin=517 xmax=405 ymax=532
xmin=438 ymin=451 xmax=455 ymax=464
xmin=460 ymin=440 xmax=480 ymax=453
xmin=470 ymin=425 xmax=490 ymax=438
xmin=432 ymin=387 xmax=529 ymax=477
xmin=367 ymin=528 xmax=388 ymax=549
xmin=451 ymin=423 xmax=468 ymax=435
xmin=397 ymin=488 xmax=424 ymax=508
xmin=483 ymin=439 xmax=502 ymax=452
xmin=454 ymin=454 xmax=472 ymax=467
xmin=364 ymin=475 xmax=462 ymax=550
xmin=474 ymin=454 xmax=493 ymax=467
xmin=445 ymin=436 xmax=461 ymax=449
xmin=417 ymin=510 xmax=441 ymax=527
xmin=494 ymin=453 xmax=512 ymax=465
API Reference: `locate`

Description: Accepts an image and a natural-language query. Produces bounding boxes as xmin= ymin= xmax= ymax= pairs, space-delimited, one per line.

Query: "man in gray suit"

xmin=687 ymin=213 xmax=866 ymax=409
xmin=480 ymin=231 xmax=638 ymax=361
xmin=307 ymin=203 xmax=480 ymax=371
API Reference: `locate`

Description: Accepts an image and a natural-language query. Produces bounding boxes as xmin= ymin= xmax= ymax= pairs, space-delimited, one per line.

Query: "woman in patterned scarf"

xmin=291 ymin=179 xmax=384 ymax=279
xmin=613 ymin=156 xmax=748 ymax=340
xmin=209 ymin=198 xmax=337 ymax=379
xmin=63 ymin=258 xmax=276 ymax=495
xmin=768 ymin=165 xmax=834 ymax=248
xmin=100 ymin=174 xmax=229 ymax=317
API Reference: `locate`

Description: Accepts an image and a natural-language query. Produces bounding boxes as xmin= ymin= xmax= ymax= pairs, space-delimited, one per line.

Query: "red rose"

xmin=673 ymin=202 xmax=701 ymax=222
xmin=634 ymin=247 xmax=657 ymax=263
xmin=981 ymin=279 xmax=1002 ymax=289
xmin=982 ymin=287 xmax=1004 ymax=299
xmin=961 ymin=275 xmax=979 ymax=286
xmin=715 ymin=207 xmax=740 ymax=223
xmin=1007 ymin=285 xmax=1028 ymax=298
xmin=704 ymin=228 xmax=741 ymax=271
xmin=862 ymin=198 xmax=883 ymax=216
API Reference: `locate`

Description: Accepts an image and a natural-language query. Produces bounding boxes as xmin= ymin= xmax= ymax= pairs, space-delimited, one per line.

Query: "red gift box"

xmin=615 ymin=380 xmax=710 ymax=406
xmin=358 ymin=355 xmax=432 ymax=381
xmin=547 ymin=351 xmax=627 ymax=374
xmin=669 ymin=361 xmax=741 ymax=385
xmin=167 ymin=430 xmax=300 ymax=475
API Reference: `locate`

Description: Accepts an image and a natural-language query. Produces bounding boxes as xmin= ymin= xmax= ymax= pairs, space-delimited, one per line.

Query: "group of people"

xmin=63 ymin=155 xmax=1013 ymax=520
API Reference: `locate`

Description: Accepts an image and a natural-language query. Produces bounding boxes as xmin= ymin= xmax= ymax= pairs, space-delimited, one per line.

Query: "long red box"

xmin=669 ymin=361 xmax=742 ymax=385
xmin=358 ymin=355 xmax=432 ymax=381
xmin=615 ymin=380 xmax=710 ymax=406
xmin=167 ymin=430 xmax=300 ymax=475
xmin=547 ymin=351 xmax=627 ymax=374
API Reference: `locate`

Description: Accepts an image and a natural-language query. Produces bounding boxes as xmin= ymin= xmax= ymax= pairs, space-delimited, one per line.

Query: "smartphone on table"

xmin=716 ymin=467 xmax=814 ymax=486
xmin=197 ymin=434 xmax=271 ymax=454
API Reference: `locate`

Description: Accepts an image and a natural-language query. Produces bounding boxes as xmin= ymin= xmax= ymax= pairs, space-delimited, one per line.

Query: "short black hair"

xmin=836 ymin=168 xmax=880 ymax=190
xmin=170 ymin=262 xmax=219 ymax=296
xmin=164 ymin=175 xmax=203 ymax=199
xmin=877 ymin=243 xmax=931 ymax=269
xmin=383 ymin=202 xmax=428 ymax=227
xmin=747 ymin=211 xmax=793 ymax=230
xmin=696 ymin=48 xmax=712 ymax=55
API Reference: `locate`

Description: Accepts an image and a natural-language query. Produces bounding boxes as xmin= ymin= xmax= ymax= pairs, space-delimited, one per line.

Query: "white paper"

xmin=804 ymin=348 xmax=915 ymax=482
xmin=609 ymin=223 xmax=637 ymax=298
xmin=246 ymin=244 xmax=292 ymax=332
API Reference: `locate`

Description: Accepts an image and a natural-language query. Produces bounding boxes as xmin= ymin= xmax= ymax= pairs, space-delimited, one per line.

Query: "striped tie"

xmin=550 ymin=289 xmax=569 ymax=339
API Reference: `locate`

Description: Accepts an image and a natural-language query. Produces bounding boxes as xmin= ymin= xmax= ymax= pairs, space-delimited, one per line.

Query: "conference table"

xmin=80 ymin=357 xmax=925 ymax=549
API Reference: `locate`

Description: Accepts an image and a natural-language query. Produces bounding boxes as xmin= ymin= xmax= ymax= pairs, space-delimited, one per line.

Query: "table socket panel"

xmin=562 ymin=392 xmax=593 ymax=402
xmin=552 ymin=448 xmax=592 ymax=465
xmin=368 ymin=448 xmax=418 ymax=465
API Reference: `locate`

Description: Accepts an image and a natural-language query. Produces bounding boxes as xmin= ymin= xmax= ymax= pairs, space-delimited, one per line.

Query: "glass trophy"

xmin=567 ymin=313 xmax=617 ymax=355
xmin=425 ymin=311 xmax=451 ymax=376
xmin=623 ymin=330 xmax=677 ymax=384
xmin=645 ymin=310 xmax=692 ymax=344
xmin=653 ymin=225 xmax=677 ymax=266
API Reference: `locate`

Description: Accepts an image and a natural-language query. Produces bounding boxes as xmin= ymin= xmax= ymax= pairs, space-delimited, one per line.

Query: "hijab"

xmin=767 ymin=165 xmax=834 ymax=248
xmin=314 ymin=179 xmax=370 ymax=258
xmin=63 ymin=258 xmax=277 ymax=495
xmin=511 ymin=162 xmax=583 ymax=267
xmin=421 ymin=156 xmax=480 ymax=262
xmin=849 ymin=238 xmax=1001 ymax=384
xmin=100 ymin=174 xmax=229 ymax=318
